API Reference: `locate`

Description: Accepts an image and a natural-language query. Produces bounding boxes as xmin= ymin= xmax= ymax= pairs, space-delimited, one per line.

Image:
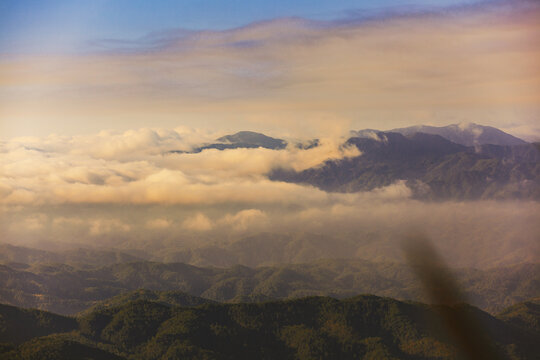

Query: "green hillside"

xmin=497 ymin=298 xmax=540 ymax=335
xmin=1 ymin=295 xmax=538 ymax=360
xmin=0 ymin=303 xmax=77 ymax=344
xmin=1 ymin=260 xmax=537 ymax=315
xmin=0 ymin=335 xmax=126 ymax=360
xmin=79 ymin=289 xmax=215 ymax=315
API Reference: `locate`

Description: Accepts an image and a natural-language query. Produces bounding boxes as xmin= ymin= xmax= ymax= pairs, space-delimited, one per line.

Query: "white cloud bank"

xmin=1 ymin=0 xmax=539 ymax=139
xmin=0 ymin=127 xmax=361 ymax=206
xmin=0 ymin=127 xmax=537 ymax=269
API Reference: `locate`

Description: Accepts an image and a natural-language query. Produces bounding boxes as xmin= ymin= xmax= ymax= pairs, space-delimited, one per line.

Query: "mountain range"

xmin=1 ymin=244 xmax=537 ymax=315
xmin=271 ymin=132 xmax=539 ymax=199
xmin=1 ymin=123 xmax=538 ymax=359
xmin=1 ymin=241 xmax=538 ymax=359
xmin=189 ymin=123 xmax=529 ymax=152
xmin=166 ymin=123 xmax=539 ymax=200
xmin=1 ymin=295 xmax=538 ymax=359
xmin=388 ymin=123 xmax=527 ymax=147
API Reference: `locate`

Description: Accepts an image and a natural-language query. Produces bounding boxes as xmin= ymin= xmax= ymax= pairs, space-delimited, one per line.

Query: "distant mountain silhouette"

xmin=387 ymin=123 xmax=527 ymax=146
xmin=164 ymin=125 xmax=539 ymax=199
xmin=0 ymin=243 xmax=142 ymax=268
xmin=185 ymin=131 xmax=288 ymax=152
xmin=271 ymin=131 xmax=539 ymax=199
xmin=217 ymin=131 xmax=287 ymax=149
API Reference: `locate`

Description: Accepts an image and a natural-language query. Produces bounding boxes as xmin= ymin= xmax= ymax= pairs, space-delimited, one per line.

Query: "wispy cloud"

xmin=1 ymin=0 xmax=539 ymax=138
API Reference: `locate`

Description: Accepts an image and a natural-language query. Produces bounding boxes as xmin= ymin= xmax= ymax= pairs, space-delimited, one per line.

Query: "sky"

xmin=0 ymin=0 xmax=539 ymax=266
xmin=1 ymin=0 xmax=539 ymax=140
xmin=0 ymin=0 xmax=482 ymax=54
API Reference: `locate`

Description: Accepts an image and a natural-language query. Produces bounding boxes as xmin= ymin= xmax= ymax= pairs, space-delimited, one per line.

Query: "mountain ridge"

xmin=387 ymin=123 xmax=527 ymax=146
xmin=270 ymin=131 xmax=540 ymax=199
xmin=1 ymin=256 xmax=537 ymax=315
xmin=1 ymin=295 xmax=538 ymax=359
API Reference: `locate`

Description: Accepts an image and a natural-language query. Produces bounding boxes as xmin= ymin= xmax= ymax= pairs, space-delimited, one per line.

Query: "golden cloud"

xmin=1 ymin=1 xmax=539 ymax=138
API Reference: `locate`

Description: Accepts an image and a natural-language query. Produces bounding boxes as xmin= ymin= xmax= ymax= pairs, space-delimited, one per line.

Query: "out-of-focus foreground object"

xmin=403 ymin=234 xmax=504 ymax=360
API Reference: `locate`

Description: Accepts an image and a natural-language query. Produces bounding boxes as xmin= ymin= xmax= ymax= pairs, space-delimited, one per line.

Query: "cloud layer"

xmin=1 ymin=0 xmax=539 ymax=139
xmin=0 ymin=127 xmax=361 ymax=206
xmin=1 ymin=1 xmax=538 ymax=268
xmin=1 ymin=127 xmax=538 ymax=269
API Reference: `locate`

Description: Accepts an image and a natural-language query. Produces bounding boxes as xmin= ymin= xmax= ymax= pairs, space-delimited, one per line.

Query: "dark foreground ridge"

xmin=0 ymin=295 xmax=538 ymax=360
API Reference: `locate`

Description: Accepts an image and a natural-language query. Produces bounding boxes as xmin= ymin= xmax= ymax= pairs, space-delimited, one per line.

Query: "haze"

xmin=0 ymin=0 xmax=539 ymax=314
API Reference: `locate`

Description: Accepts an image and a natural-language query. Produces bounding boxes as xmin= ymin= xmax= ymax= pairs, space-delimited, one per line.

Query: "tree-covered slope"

xmin=1 ymin=260 xmax=537 ymax=315
xmin=2 ymin=296 xmax=539 ymax=359
xmin=0 ymin=335 xmax=126 ymax=360
xmin=0 ymin=243 xmax=143 ymax=268
xmin=80 ymin=289 xmax=215 ymax=316
xmin=0 ymin=303 xmax=77 ymax=344
xmin=497 ymin=298 xmax=540 ymax=335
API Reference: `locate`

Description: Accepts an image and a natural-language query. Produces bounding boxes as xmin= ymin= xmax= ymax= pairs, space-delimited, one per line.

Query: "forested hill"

xmin=1 ymin=259 xmax=537 ymax=315
xmin=1 ymin=296 xmax=538 ymax=360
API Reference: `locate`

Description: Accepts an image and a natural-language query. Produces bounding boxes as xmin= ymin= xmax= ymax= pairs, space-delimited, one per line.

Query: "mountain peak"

xmin=389 ymin=123 xmax=527 ymax=146
xmin=456 ymin=122 xmax=477 ymax=130
xmin=216 ymin=131 xmax=287 ymax=149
